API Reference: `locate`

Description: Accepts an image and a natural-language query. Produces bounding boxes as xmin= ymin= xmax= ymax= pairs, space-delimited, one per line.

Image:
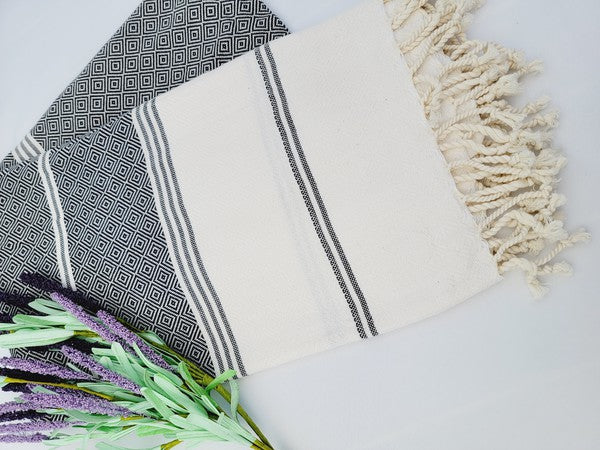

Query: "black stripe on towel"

xmin=149 ymin=100 xmax=247 ymax=376
xmin=134 ymin=100 xmax=247 ymax=376
xmin=255 ymin=45 xmax=378 ymax=339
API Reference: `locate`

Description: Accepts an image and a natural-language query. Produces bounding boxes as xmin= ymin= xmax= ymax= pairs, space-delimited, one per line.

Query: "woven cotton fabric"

xmin=1 ymin=0 xmax=288 ymax=172
xmin=0 ymin=0 xmax=289 ymax=373
xmin=2 ymin=0 xmax=584 ymax=377
xmin=1 ymin=0 xmax=501 ymax=376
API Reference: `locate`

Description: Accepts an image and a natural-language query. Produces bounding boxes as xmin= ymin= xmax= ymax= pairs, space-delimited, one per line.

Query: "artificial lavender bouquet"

xmin=0 ymin=273 xmax=272 ymax=449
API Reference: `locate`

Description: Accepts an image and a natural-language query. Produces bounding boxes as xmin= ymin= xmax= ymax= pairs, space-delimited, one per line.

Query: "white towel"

xmin=132 ymin=0 xmax=500 ymax=374
xmin=0 ymin=0 xmax=584 ymax=376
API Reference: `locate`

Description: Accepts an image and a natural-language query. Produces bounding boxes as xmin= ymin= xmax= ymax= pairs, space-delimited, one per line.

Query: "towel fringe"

xmin=385 ymin=0 xmax=589 ymax=297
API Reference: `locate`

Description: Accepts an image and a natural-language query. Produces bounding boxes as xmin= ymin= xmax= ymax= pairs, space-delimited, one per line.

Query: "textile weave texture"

xmin=1 ymin=0 xmax=500 ymax=376
xmin=1 ymin=0 xmax=581 ymax=376
xmin=0 ymin=0 xmax=289 ymax=373
xmin=2 ymin=0 xmax=288 ymax=171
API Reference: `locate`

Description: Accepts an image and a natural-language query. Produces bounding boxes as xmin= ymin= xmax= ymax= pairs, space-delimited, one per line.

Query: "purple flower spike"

xmin=19 ymin=273 xmax=99 ymax=312
xmin=20 ymin=392 xmax=135 ymax=417
xmin=61 ymin=346 xmax=141 ymax=394
xmin=0 ymin=357 xmax=91 ymax=381
xmin=97 ymin=310 xmax=172 ymax=371
xmin=0 ymin=401 xmax=33 ymax=415
xmin=1 ymin=383 xmax=32 ymax=394
xmin=0 ymin=292 xmax=33 ymax=309
xmin=0 ymin=410 xmax=46 ymax=423
xmin=49 ymin=292 xmax=118 ymax=344
xmin=0 ymin=367 xmax=66 ymax=384
xmin=0 ymin=420 xmax=81 ymax=434
xmin=0 ymin=433 xmax=48 ymax=443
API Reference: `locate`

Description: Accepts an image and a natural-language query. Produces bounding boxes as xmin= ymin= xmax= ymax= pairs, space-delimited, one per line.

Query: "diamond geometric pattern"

xmin=0 ymin=0 xmax=289 ymax=372
xmin=53 ymin=115 xmax=214 ymax=370
xmin=4 ymin=0 xmax=288 ymax=167
xmin=0 ymin=164 xmax=61 ymax=295
xmin=0 ymin=114 xmax=215 ymax=373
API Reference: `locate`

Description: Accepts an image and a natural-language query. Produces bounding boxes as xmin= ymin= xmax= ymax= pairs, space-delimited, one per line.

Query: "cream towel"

xmin=0 ymin=0 xmax=585 ymax=376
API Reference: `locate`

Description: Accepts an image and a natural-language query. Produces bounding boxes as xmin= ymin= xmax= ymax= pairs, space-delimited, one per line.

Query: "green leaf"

xmin=166 ymin=415 xmax=198 ymax=431
xmin=176 ymin=413 xmax=248 ymax=445
xmin=75 ymin=382 xmax=143 ymax=402
xmin=0 ymin=323 xmax=23 ymax=331
xmin=111 ymin=342 xmax=142 ymax=385
xmin=123 ymin=400 xmax=157 ymax=417
xmin=0 ymin=327 xmax=74 ymax=348
xmin=217 ymin=414 xmax=256 ymax=443
xmin=137 ymin=331 xmax=166 ymax=346
xmin=140 ymin=387 xmax=179 ymax=418
xmin=105 ymin=424 xmax=140 ymax=442
xmin=43 ymin=433 xmax=87 ymax=447
xmin=63 ymin=410 xmax=116 ymax=424
xmin=13 ymin=313 xmax=80 ymax=326
xmin=206 ymin=369 xmax=236 ymax=392
xmin=229 ymin=378 xmax=240 ymax=423
xmin=199 ymin=395 xmax=220 ymax=415
xmin=177 ymin=362 xmax=207 ymax=398
xmin=92 ymin=347 xmax=119 ymax=358
xmin=28 ymin=298 xmax=65 ymax=315
xmin=135 ymin=424 xmax=178 ymax=437
xmin=132 ymin=343 xmax=182 ymax=386
xmin=173 ymin=431 xmax=226 ymax=444
xmin=96 ymin=442 xmax=141 ymax=450
xmin=153 ymin=373 xmax=207 ymax=416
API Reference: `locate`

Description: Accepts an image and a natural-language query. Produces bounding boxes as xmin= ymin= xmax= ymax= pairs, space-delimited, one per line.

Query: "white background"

xmin=0 ymin=1 xmax=599 ymax=449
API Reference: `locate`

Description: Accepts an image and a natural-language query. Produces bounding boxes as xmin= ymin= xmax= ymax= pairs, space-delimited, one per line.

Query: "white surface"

xmin=0 ymin=0 xmax=598 ymax=449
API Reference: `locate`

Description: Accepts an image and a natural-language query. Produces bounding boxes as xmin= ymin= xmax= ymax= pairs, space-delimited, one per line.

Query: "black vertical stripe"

xmin=255 ymin=47 xmax=369 ymax=339
xmin=135 ymin=104 xmax=226 ymax=373
xmin=149 ymin=100 xmax=247 ymax=376
xmin=142 ymin=101 xmax=237 ymax=373
xmin=263 ymin=43 xmax=378 ymax=337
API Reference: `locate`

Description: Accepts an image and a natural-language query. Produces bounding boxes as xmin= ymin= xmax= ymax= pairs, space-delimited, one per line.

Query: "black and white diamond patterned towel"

xmin=2 ymin=0 xmax=288 ymax=172
xmin=0 ymin=0 xmax=288 ymax=373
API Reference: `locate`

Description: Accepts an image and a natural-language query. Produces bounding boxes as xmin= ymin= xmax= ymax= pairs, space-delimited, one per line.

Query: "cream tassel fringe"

xmin=384 ymin=0 xmax=589 ymax=297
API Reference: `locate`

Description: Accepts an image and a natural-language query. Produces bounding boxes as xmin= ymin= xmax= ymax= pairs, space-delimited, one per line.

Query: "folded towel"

xmin=0 ymin=0 xmax=288 ymax=373
xmin=0 ymin=0 xmax=585 ymax=376
xmin=1 ymin=0 xmax=288 ymax=171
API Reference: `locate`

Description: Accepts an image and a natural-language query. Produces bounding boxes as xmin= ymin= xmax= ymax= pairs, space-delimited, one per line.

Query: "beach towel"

xmin=0 ymin=0 xmax=586 ymax=376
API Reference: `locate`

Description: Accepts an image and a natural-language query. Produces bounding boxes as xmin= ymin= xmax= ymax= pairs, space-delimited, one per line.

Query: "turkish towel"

xmin=0 ymin=0 xmax=585 ymax=376
xmin=0 ymin=0 xmax=287 ymax=373
xmin=1 ymin=0 xmax=288 ymax=172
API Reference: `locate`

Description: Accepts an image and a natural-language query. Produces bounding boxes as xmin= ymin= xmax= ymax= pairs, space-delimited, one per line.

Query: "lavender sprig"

xmin=0 ymin=401 xmax=34 ymax=415
xmin=1 ymin=384 xmax=32 ymax=394
xmin=0 ymin=410 xmax=46 ymax=423
xmin=19 ymin=273 xmax=99 ymax=312
xmin=0 ymin=420 xmax=81 ymax=434
xmin=19 ymin=392 xmax=135 ymax=417
xmin=61 ymin=346 xmax=141 ymax=394
xmin=0 ymin=292 xmax=33 ymax=309
xmin=0 ymin=433 xmax=48 ymax=443
xmin=0 ymin=368 xmax=64 ymax=384
xmin=49 ymin=292 xmax=118 ymax=344
xmin=97 ymin=310 xmax=172 ymax=371
xmin=0 ymin=274 xmax=273 ymax=449
xmin=0 ymin=357 xmax=91 ymax=381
